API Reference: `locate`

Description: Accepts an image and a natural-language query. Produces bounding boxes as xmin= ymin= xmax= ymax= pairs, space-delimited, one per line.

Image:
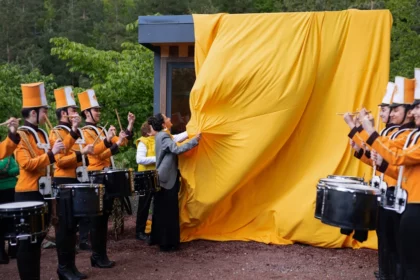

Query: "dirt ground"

xmin=2 ymin=215 xmax=378 ymax=280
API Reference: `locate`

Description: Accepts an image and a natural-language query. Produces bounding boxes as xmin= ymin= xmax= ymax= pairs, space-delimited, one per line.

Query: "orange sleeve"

xmin=62 ymin=129 xmax=77 ymax=152
xmin=15 ymin=140 xmax=53 ymax=172
xmin=370 ymin=132 xmax=420 ymax=166
xmin=0 ymin=134 xmax=19 ymax=159
xmin=110 ymin=136 xmax=128 ymax=146
xmin=55 ymin=152 xmax=79 ymax=169
xmin=360 ymin=152 xmax=373 ymax=167
xmin=96 ymin=149 xmax=113 ymax=160
xmin=353 ymin=148 xmax=373 ymax=167
xmin=383 ymin=164 xmax=399 ymax=180
xmin=83 ymin=129 xmax=110 ymax=155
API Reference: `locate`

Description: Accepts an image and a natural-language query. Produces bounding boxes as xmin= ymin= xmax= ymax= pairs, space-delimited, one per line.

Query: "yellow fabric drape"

xmin=179 ymin=10 xmax=392 ymax=249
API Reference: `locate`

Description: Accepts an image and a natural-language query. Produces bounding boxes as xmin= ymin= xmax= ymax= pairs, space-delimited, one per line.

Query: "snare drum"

xmin=134 ymin=170 xmax=160 ymax=195
xmin=58 ymin=184 xmax=105 ymax=217
xmin=315 ymin=178 xmax=363 ymax=220
xmin=327 ymin=175 xmax=364 ymax=182
xmin=89 ymin=169 xmax=135 ymax=197
xmin=0 ymin=201 xmax=49 ymax=245
xmin=321 ymin=183 xmax=380 ymax=230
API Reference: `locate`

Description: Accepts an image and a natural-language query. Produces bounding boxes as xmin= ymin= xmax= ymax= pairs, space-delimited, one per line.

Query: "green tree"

xmin=386 ymin=0 xmax=420 ymax=78
xmin=0 ymin=63 xmax=56 ymax=135
xmin=50 ymin=37 xmax=154 ymax=167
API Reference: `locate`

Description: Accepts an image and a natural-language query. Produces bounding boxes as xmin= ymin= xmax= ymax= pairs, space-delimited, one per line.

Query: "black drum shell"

xmin=315 ymin=178 xmax=363 ymax=220
xmin=89 ymin=170 xmax=132 ymax=197
xmin=321 ymin=186 xmax=379 ymax=230
xmin=315 ymin=183 xmax=324 ymax=220
xmin=134 ymin=170 xmax=158 ymax=193
xmin=59 ymin=184 xmax=104 ymax=217
xmin=0 ymin=202 xmax=49 ymax=239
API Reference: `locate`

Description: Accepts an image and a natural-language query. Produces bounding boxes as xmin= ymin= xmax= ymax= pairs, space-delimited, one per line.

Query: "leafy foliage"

xmin=0 ymin=0 xmax=419 ymax=165
xmin=50 ymin=37 xmax=154 ymax=168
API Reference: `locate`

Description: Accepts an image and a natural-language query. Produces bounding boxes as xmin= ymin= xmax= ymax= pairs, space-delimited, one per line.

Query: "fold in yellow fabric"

xmin=179 ymin=10 xmax=392 ymax=249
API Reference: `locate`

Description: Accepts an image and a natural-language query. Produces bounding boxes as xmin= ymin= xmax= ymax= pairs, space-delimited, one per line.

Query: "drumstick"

xmin=115 ymin=109 xmax=123 ymax=132
xmin=336 ymin=111 xmax=371 ymax=116
xmin=92 ymin=122 xmax=109 ymax=145
xmin=0 ymin=118 xmax=21 ymax=126
xmin=45 ymin=116 xmax=62 ymax=141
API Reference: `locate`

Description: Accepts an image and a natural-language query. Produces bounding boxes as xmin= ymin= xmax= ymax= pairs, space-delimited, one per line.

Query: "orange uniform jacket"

xmin=0 ymin=132 xmax=20 ymax=159
xmin=362 ymin=127 xmax=420 ymax=203
xmin=349 ymin=125 xmax=399 ymax=186
xmin=49 ymin=122 xmax=83 ymax=179
xmin=357 ymin=123 xmax=415 ymax=180
xmin=15 ymin=121 xmax=77 ymax=192
xmin=81 ymin=122 xmax=132 ymax=171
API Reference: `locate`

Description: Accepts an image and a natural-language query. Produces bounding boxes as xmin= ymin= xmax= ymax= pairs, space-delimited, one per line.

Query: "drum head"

xmin=319 ymin=178 xmax=359 ymax=184
xmin=327 ymin=175 xmax=364 ymax=182
xmin=325 ymin=183 xmax=380 ymax=195
xmin=104 ymin=169 xmax=129 ymax=174
xmin=0 ymin=201 xmax=45 ymax=210
xmin=59 ymin=183 xmax=103 ymax=189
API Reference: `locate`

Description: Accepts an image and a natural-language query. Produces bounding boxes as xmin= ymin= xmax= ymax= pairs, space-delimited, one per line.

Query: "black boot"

xmin=70 ymin=262 xmax=88 ymax=279
xmin=0 ymin=241 xmax=9 ymax=264
xmin=57 ymin=266 xmax=81 ymax=280
xmin=8 ymin=243 xmax=16 ymax=259
xmin=17 ymin=242 xmax=42 ymax=280
xmin=90 ymin=212 xmax=114 ymax=269
xmin=70 ymin=248 xmax=87 ymax=278
xmin=57 ymin=247 xmax=81 ymax=280
xmin=90 ymin=252 xmax=115 ymax=268
xmin=396 ymin=263 xmax=403 ymax=280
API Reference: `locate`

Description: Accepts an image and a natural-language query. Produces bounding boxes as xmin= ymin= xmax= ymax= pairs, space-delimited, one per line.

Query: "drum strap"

xmin=16 ymin=131 xmax=37 ymax=158
xmin=396 ymin=130 xmax=419 ymax=187
xmin=18 ymin=127 xmax=52 ymax=179
xmin=55 ymin=125 xmax=88 ymax=168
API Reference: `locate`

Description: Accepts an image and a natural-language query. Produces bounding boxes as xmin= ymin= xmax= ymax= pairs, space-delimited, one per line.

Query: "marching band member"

xmin=50 ymin=86 xmax=94 ymax=280
xmin=344 ymin=77 xmax=416 ymax=279
xmin=359 ymin=69 xmax=420 ymax=280
xmin=0 ymin=118 xmax=20 ymax=159
xmin=78 ymin=89 xmax=134 ymax=268
xmin=0 ymin=118 xmax=20 ymax=264
xmin=14 ymin=82 xmax=77 ymax=280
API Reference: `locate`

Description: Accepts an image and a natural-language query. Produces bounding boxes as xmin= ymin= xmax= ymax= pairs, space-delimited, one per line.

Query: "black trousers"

xmin=399 ymin=204 xmax=420 ymax=280
xmin=78 ymin=217 xmax=90 ymax=244
xmin=90 ymin=195 xmax=113 ymax=257
xmin=376 ymin=206 xmax=401 ymax=279
xmin=14 ymin=191 xmax=47 ymax=280
xmin=0 ymin=188 xmax=15 ymax=260
xmin=54 ymin=177 xmax=84 ymax=270
xmin=150 ymin=175 xmax=180 ymax=250
xmin=136 ymin=191 xmax=153 ymax=234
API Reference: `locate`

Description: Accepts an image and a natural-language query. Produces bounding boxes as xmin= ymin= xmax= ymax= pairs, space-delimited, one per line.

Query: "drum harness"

xmin=55 ymin=125 xmax=90 ymax=183
xmin=381 ymin=129 xmax=420 ymax=214
xmin=371 ymin=125 xmax=403 ymax=203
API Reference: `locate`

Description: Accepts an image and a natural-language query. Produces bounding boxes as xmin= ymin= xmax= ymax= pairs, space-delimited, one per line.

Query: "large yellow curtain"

xmin=179 ymin=10 xmax=392 ymax=249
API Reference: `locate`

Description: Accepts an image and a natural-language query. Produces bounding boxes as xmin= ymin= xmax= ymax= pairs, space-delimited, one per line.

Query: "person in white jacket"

xmin=135 ymin=117 xmax=188 ymax=241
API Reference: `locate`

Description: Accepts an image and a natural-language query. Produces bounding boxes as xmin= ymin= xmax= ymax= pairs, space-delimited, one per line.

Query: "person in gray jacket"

xmin=148 ymin=113 xmax=201 ymax=251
